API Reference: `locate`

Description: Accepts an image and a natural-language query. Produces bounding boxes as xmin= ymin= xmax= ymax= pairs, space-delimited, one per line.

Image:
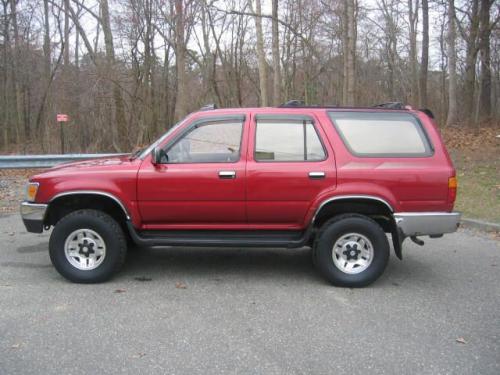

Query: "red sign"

xmin=57 ymin=114 xmax=69 ymax=122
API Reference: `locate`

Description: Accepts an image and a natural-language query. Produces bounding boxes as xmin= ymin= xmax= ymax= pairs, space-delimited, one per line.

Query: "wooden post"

xmin=59 ymin=121 xmax=65 ymax=154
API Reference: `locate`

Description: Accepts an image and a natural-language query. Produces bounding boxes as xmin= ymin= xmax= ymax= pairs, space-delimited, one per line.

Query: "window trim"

xmin=160 ymin=114 xmax=246 ymax=164
xmin=253 ymin=115 xmax=328 ymax=163
xmin=328 ymin=111 xmax=434 ymax=158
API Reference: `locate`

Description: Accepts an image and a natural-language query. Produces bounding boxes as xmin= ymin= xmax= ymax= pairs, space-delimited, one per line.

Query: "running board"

xmin=126 ymin=222 xmax=312 ymax=248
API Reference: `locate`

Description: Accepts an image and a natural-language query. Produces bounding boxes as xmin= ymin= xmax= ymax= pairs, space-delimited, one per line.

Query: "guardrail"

xmin=0 ymin=154 xmax=127 ymax=169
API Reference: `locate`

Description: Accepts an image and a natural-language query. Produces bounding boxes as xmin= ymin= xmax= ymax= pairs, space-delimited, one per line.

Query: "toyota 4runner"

xmin=20 ymin=103 xmax=460 ymax=286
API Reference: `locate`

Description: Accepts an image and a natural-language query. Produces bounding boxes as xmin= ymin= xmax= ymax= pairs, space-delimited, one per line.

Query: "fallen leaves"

xmin=131 ymin=352 xmax=146 ymax=359
xmin=441 ymin=126 xmax=499 ymax=152
xmin=455 ymin=337 xmax=467 ymax=344
xmin=175 ymin=282 xmax=187 ymax=289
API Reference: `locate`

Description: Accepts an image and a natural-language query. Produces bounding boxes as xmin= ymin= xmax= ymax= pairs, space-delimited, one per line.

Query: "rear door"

xmin=246 ymin=113 xmax=337 ymax=229
xmin=137 ymin=114 xmax=248 ymax=229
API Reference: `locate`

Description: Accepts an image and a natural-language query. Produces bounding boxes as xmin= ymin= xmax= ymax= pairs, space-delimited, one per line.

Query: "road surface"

xmin=0 ymin=213 xmax=499 ymax=374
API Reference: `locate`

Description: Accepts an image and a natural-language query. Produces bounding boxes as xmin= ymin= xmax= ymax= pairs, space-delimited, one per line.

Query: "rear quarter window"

xmin=328 ymin=112 xmax=433 ymax=157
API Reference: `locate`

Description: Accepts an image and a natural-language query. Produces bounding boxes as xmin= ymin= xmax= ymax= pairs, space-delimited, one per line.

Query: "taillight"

xmin=448 ymin=176 xmax=457 ymax=203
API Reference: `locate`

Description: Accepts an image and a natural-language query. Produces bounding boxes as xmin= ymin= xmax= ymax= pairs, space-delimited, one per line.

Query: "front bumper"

xmin=394 ymin=212 xmax=461 ymax=237
xmin=20 ymin=202 xmax=48 ymax=233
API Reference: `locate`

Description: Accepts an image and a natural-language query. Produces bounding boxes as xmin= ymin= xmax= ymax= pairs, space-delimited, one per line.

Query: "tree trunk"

xmin=419 ymin=0 xmax=429 ymax=107
xmin=252 ymin=0 xmax=268 ymax=106
xmin=478 ymin=0 xmax=492 ymax=121
xmin=345 ymin=0 xmax=357 ymax=106
xmin=446 ymin=0 xmax=459 ymax=126
xmin=174 ymin=0 xmax=188 ymax=119
xmin=101 ymin=0 xmax=128 ymax=150
xmin=408 ymin=0 xmax=419 ymax=106
xmin=43 ymin=0 xmax=51 ymax=79
xmin=11 ymin=0 xmax=24 ymax=144
xmin=271 ymin=0 xmax=281 ymax=106
xmin=2 ymin=0 xmax=11 ymax=149
xmin=463 ymin=0 xmax=480 ymax=122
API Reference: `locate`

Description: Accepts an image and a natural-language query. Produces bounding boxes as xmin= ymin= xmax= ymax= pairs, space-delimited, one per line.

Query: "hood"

xmin=30 ymin=154 xmax=141 ymax=182
xmin=48 ymin=155 xmax=133 ymax=171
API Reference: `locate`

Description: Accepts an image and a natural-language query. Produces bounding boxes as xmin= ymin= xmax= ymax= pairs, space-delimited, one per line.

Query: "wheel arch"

xmin=45 ymin=191 xmax=131 ymax=229
xmin=311 ymin=195 xmax=403 ymax=259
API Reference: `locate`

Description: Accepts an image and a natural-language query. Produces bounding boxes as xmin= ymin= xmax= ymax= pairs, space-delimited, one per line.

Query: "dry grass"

xmin=442 ymin=126 xmax=500 ymax=223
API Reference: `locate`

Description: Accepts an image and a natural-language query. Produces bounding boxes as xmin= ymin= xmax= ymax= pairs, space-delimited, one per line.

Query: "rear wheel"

xmin=313 ymin=214 xmax=389 ymax=287
xmin=49 ymin=209 xmax=127 ymax=283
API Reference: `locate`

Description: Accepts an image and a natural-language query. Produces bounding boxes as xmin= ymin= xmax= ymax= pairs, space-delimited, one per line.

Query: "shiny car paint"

xmin=28 ymin=107 xmax=456 ymax=231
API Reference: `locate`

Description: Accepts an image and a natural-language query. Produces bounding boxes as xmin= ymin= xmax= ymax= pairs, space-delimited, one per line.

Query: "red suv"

xmin=20 ymin=103 xmax=460 ymax=286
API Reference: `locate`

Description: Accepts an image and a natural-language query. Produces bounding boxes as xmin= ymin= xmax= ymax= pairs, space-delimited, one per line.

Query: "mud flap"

xmin=391 ymin=223 xmax=405 ymax=260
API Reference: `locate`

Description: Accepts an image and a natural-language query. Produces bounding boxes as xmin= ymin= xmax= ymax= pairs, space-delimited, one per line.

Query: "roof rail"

xmin=199 ymin=103 xmax=218 ymax=111
xmin=279 ymin=100 xmax=306 ymax=108
xmin=278 ymin=100 xmax=409 ymax=110
xmin=372 ymin=102 xmax=405 ymax=109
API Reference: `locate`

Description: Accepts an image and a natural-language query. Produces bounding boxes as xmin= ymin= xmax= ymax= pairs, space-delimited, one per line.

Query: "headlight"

xmin=25 ymin=182 xmax=40 ymax=202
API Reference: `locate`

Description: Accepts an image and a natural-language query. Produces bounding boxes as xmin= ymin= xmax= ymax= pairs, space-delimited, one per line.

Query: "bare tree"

xmin=343 ymin=0 xmax=357 ymax=105
xmin=272 ymin=0 xmax=281 ymax=105
xmin=100 ymin=0 xmax=128 ymax=150
xmin=251 ymin=0 xmax=268 ymax=106
xmin=408 ymin=0 xmax=419 ymax=106
xmin=478 ymin=0 xmax=494 ymax=120
xmin=458 ymin=0 xmax=480 ymax=121
xmin=174 ymin=0 xmax=188 ymax=119
xmin=1 ymin=0 xmax=499 ymax=154
xmin=446 ymin=0 xmax=459 ymax=126
xmin=419 ymin=0 xmax=429 ymax=107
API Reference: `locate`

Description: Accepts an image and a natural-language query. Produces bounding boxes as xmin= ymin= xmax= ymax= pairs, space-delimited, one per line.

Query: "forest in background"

xmin=0 ymin=0 xmax=499 ymax=154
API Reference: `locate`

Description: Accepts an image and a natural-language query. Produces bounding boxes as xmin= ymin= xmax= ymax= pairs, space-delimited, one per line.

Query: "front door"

xmin=246 ymin=113 xmax=336 ymax=229
xmin=137 ymin=114 xmax=248 ymax=230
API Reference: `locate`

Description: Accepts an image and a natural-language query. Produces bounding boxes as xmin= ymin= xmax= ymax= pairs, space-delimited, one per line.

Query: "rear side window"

xmin=328 ymin=112 xmax=432 ymax=157
xmin=255 ymin=120 xmax=326 ymax=161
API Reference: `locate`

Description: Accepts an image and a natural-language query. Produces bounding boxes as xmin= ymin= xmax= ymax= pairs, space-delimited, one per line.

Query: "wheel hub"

xmin=78 ymin=238 xmax=96 ymax=257
xmin=342 ymin=242 xmax=361 ymax=261
xmin=332 ymin=233 xmax=374 ymax=274
xmin=64 ymin=229 xmax=106 ymax=271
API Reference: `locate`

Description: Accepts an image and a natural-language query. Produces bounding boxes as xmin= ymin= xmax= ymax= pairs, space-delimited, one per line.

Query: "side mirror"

xmin=151 ymin=147 xmax=166 ymax=165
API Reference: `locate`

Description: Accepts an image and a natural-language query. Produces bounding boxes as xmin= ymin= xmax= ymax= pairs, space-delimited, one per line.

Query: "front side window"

xmin=328 ymin=112 xmax=432 ymax=157
xmin=165 ymin=120 xmax=243 ymax=163
xmin=255 ymin=120 xmax=326 ymax=162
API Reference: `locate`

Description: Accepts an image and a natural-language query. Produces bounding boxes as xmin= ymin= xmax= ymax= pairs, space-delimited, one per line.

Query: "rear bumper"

xmin=394 ymin=212 xmax=461 ymax=237
xmin=20 ymin=202 xmax=48 ymax=233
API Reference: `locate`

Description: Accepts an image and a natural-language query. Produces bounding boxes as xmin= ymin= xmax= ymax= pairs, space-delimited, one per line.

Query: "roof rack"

xmin=372 ymin=102 xmax=406 ymax=110
xmin=278 ymin=100 xmax=408 ymax=110
xmin=279 ymin=100 xmax=307 ymax=108
xmin=199 ymin=103 xmax=218 ymax=111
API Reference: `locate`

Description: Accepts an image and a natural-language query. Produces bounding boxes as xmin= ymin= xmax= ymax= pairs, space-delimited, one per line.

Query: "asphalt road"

xmin=0 ymin=213 xmax=499 ymax=375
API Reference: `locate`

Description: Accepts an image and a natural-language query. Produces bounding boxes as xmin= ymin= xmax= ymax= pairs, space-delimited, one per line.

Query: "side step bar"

xmin=126 ymin=222 xmax=313 ymax=248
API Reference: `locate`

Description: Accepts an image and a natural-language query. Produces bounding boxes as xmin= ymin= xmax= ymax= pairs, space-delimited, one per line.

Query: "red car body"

xmin=20 ymin=105 xmax=461 ymax=285
xmin=29 ymin=107 xmax=456 ymax=231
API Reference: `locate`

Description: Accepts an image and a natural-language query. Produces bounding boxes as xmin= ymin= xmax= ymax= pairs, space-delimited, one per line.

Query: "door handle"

xmin=219 ymin=171 xmax=236 ymax=179
xmin=309 ymin=171 xmax=325 ymax=179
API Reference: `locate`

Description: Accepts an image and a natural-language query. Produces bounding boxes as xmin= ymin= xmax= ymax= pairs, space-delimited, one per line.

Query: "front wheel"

xmin=313 ymin=214 xmax=390 ymax=287
xmin=49 ymin=209 xmax=127 ymax=283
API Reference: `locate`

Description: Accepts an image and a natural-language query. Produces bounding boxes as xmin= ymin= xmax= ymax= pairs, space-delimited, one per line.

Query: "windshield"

xmin=136 ymin=117 xmax=188 ymax=160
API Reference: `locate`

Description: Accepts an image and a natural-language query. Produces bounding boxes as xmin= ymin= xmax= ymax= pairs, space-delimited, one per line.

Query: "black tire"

xmin=313 ymin=214 xmax=390 ymax=287
xmin=49 ymin=209 xmax=127 ymax=283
